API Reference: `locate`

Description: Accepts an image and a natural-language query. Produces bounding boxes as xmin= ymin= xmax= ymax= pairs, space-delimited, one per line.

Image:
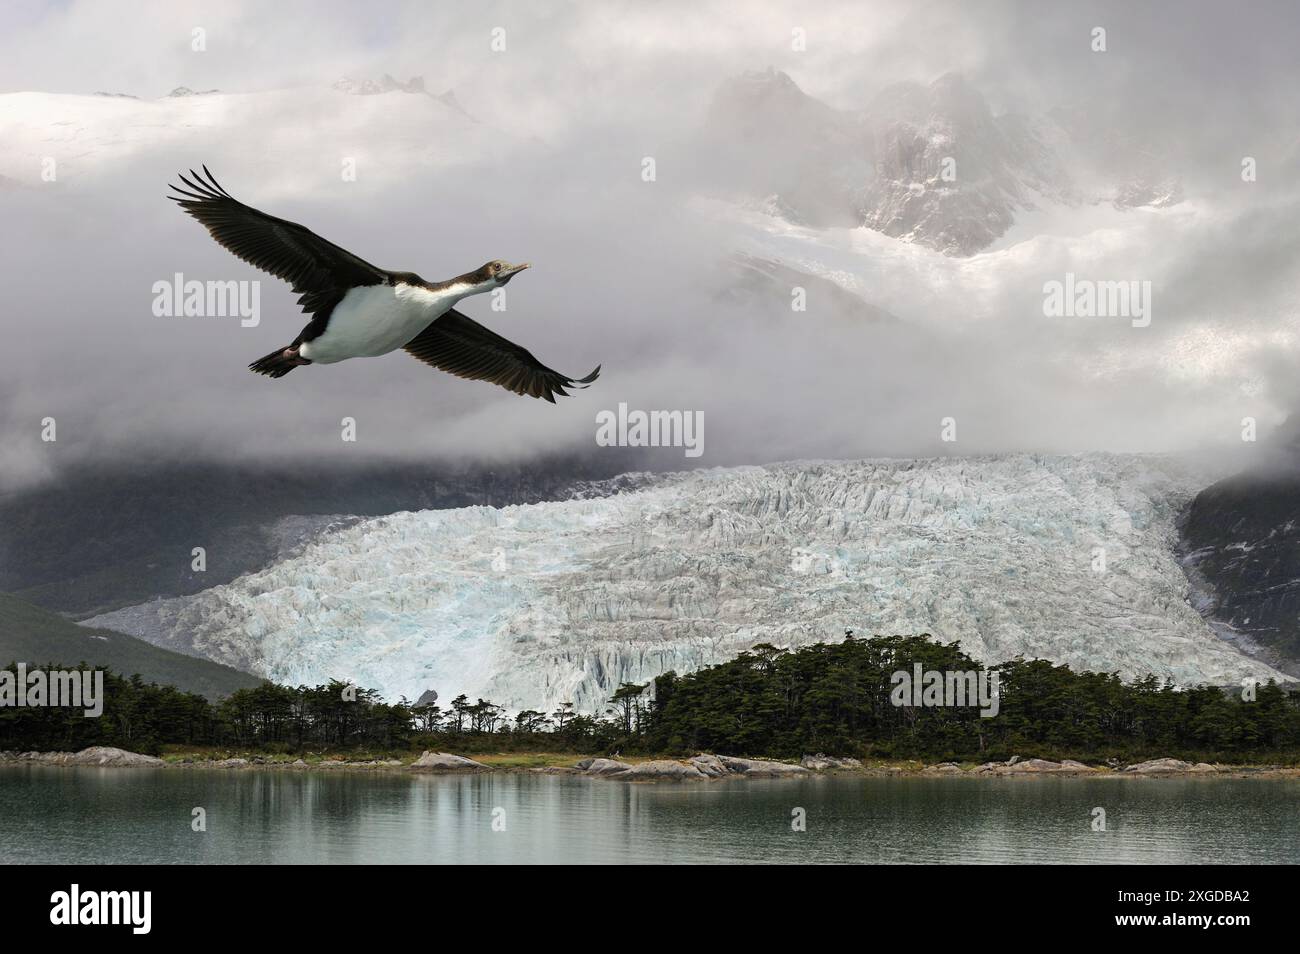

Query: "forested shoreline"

xmin=3 ymin=634 xmax=1298 ymax=764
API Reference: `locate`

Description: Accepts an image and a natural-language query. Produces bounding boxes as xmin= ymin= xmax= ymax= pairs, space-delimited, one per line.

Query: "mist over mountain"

xmin=4 ymin=1 xmax=1300 ymax=483
xmin=701 ymin=68 xmax=1179 ymax=255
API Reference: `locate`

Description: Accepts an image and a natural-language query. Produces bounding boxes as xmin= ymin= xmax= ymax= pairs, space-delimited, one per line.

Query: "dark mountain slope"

xmin=1181 ymin=425 xmax=1300 ymax=673
xmin=0 ymin=453 xmax=644 ymax=617
xmin=0 ymin=592 xmax=261 ymax=699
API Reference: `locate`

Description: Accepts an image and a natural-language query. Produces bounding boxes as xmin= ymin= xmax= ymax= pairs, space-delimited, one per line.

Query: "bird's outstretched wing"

xmin=167 ymin=166 xmax=388 ymax=319
xmin=403 ymin=308 xmax=600 ymax=402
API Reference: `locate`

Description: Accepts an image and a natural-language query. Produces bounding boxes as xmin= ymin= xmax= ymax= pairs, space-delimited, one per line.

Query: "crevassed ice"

xmin=84 ymin=455 xmax=1288 ymax=711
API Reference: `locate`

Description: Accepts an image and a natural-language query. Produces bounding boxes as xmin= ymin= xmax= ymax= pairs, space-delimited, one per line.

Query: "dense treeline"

xmin=641 ymin=636 xmax=1300 ymax=761
xmin=0 ymin=665 xmax=623 ymax=755
xmin=3 ymin=634 xmax=1299 ymax=762
xmin=0 ymin=668 xmax=216 ymax=754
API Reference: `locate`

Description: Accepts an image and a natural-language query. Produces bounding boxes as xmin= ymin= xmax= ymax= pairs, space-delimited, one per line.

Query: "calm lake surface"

xmin=1 ymin=766 xmax=1297 ymax=864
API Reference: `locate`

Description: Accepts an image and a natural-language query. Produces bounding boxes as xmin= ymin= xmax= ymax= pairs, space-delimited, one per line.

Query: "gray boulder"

xmin=717 ymin=756 xmax=808 ymax=777
xmin=575 ymin=757 xmax=634 ymax=776
xmin=410 ymin=751 xmax=488 ymax=771
xmin=924 ymin=761 xmax=965 ymax=774
xmin=1124 ymin=758 xmax=1193 ymax=774
xmin=67 ymin=747 xmax=164 ymax=767
xmin=689 ymin=754 xmax=730 ymax=777
xmin=619 ymin=760 xmax=706 ymax=780
xmin=1003 ymin=758 xmax=1065 ymax=773
xmin=800 ymin=753 xmax=863 ymax=771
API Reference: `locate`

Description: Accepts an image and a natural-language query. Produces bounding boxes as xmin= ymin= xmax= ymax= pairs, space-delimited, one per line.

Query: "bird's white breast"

xmin=300 ymin=283 xmax=465 ymax=364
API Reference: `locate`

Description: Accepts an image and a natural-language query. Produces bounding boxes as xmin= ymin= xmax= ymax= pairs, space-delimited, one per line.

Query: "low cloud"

xmin=2 ymin=0 xmax=1299 ymax=489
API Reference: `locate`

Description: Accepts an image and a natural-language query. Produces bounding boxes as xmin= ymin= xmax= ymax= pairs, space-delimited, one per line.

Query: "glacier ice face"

xmin=84 ymin=455 xmax=1288 ymax=712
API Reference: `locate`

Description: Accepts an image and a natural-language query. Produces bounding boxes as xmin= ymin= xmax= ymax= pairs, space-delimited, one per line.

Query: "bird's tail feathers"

xmin=249 ymin=348 xmax=301 ymax=379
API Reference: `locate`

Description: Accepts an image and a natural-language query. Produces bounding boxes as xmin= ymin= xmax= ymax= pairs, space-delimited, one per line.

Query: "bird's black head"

xmin=477 ymin=260 xmax=531 ymax=286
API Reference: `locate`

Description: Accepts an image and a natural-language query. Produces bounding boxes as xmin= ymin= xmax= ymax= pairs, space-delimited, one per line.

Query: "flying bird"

xmin=167 ymin=167 xmax=600 ymax=402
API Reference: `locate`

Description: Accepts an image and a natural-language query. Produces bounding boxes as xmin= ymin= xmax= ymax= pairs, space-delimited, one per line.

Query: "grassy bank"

xmin=147 ymin=745 xmax=1300 ymax=774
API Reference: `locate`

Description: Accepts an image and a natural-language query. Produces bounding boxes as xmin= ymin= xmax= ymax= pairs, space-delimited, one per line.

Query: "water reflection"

xmin=1 ymin=767 xmax=1295 ymax=864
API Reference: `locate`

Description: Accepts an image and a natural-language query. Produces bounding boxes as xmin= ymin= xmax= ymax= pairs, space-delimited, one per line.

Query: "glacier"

xmin=84 ymin=455 xmax=1289 ymax=712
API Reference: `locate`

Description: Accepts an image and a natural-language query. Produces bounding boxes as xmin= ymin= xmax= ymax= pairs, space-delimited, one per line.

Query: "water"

xmin=1 ymin=767 xmax=1297 ymax=864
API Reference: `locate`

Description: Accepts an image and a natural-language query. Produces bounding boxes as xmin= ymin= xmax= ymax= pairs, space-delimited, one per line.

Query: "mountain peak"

xmin=331 ymin=74 xmax=474 ymax=120
xmin=713 ymin=67 xmax=816 ymax=112
xmin=333 ymin=74 xmax=428 ymax=96
xmin=929 ymin=70 xmax=972 ymax=91
xmin=868 ymin=71 xmax=991 ymax=128
xmin=738 ymin=66 xmax=799 ymax=88
xmin=706 ymin=67 xmax=1176 ymax=255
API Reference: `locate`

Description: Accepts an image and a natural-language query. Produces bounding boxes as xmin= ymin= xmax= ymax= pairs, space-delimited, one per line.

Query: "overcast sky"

xmin=3 ymin=0 xmax=1300 ymax=489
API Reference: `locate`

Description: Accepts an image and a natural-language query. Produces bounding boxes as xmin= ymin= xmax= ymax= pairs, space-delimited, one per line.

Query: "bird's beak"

xmin=498 ymin=262 xmax=530 ymax=284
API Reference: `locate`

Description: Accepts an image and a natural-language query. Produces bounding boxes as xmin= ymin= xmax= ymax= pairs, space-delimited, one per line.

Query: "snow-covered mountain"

xmin=701 ymin=69 xmax=1179 ymax=255
xmin=332 ymin=74 xmax=475 ymax=121
xmin=858 ymin=73 xmax=1075 ymax=255
xmin=85 ymin=455 xmax=1287 ymax=712
xmin=702 ymin=68 xmax=871 ymax=230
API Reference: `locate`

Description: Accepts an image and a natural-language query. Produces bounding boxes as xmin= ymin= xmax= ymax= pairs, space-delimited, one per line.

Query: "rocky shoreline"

xmin=924 ymin=756 xmax=1230 ymax=777
xmin=559 ymin=754 xmax=1299 ymax=780
xmin=2 ymin=748 xmax=1296 ymax=780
